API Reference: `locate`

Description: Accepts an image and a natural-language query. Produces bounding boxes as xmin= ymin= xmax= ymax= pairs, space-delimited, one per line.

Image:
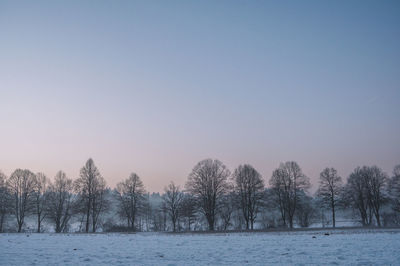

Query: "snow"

xmin=1 ymin=229 xmax=400 ymax=265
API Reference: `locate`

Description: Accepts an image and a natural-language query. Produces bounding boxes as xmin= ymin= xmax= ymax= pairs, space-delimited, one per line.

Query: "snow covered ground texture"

xmin=1 ymin=229 xmax=400 ymax=265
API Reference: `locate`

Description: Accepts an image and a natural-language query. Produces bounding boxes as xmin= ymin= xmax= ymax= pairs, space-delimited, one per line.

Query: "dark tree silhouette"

xmin=33 ymin=173 xmax=49 ymax=233
xmin=269 ymin=171 xmax=287 ymax=227
xmin=232 ymin=164 xmax=264 ymax=230
xmin=163 ymin=182 xmax=183 ymax=232
xmin=0 ymin=171 xmax=11 ymax=232
xmin=316 ymin=167 xmax=343 ymax=228
xmin=179 ymin=194 xmax=197 ymax=231
xmin=269 ymin=161 xmax=310 ymax=229
xmin=295 ymin=191 xmax=316 ymax=228
xmin=185 ymin=159 xmax=231 ymax=231
xmin=219 ymin=193 xmax=235 ymax=230
xmin=344 ymin=167 xmax=371 ymax=226
xmin=365 ymin=166 xmax=388 ymax=227
xmin=345 ymin=166 xmax=388 ymax=227
xmin=74 ymin=158 xmax=107 ymax=232
xmin=7 ymin=169 xmax=36 ymax=232
xmin=388 ymin=164 xmax=400 ymax=214
xmin=91 ymin=179 xmax=109 ymax=232
xmin=115 ymin=173 xmax=146 ymax=231
xmin=46 ymin=171 xmax=74 ymax=233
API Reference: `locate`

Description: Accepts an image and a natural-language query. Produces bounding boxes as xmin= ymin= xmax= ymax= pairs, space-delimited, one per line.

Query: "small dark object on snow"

xmin=73 ymin=248 xmax=77 ymax=250
xmin=312 ymin=236 xmax=316 ymax=238
xmin=324 ymin=233 xmax=330 ymax=236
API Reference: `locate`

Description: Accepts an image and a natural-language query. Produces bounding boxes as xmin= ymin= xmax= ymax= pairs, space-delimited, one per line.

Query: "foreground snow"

xmin=1 ymin=229 xmax=400 ymax=265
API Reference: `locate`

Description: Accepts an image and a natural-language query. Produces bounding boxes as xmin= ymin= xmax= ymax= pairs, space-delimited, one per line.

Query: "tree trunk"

xmin=376 ymin=212 xmax=381 ymax=227
xmin=0 ymin=213 xmax=4 ymax=232
xmin=18 ymin=222 xmax=22 ymax=232
xmin=85 ymin=201 xmax=90 ymax=233
xmin=368 ymin=208 xmax=373 ymax=226
xmin=173 ymin=219 xmax=176 ymax=232
xmin=279 ymin=208 xmax=286 ymax=227
xmin=37 ymin=214 xmax=41 ymax=233
xmin=92 ymin=197 xmax=97 ymax=233
xmin=92 ymin=207 xmax=96 ymax=233
xmin=331 ymin=198 xmax=336 ymax=228
xmin=207 ymin=216 xmax=214 ymax=231
xmin=130 ymin=218 xmax=134 ymax=230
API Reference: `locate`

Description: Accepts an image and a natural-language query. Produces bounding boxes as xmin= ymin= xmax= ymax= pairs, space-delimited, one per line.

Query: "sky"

xmin=0 ymin=0 xmax=399 ymax=192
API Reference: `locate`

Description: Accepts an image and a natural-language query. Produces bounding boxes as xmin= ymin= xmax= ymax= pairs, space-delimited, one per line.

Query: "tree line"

xmin=0 ymin=158 xmax=399 ymax=233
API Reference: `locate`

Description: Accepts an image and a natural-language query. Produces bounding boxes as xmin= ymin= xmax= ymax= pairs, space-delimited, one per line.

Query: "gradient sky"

xmin=0 ymin=0 xmax=399 ymax=192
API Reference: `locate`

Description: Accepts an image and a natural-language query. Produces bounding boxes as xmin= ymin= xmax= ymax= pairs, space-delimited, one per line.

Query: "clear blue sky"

xmin=0 ymin=0 xmax=399 ymax=192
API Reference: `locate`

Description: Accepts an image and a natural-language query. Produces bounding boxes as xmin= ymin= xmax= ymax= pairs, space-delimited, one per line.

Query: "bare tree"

xmin=0 ymin=171 xmax=11 ymax=232
xmin=344 ymin=167 xmax=371 ymax=226
xmin=389 ymin=164 xmax=400 ymax=213
xmin=269 ymin=170 xmax=287 ymax=227
xmin=218 ymin=193 xmax=235 ymax=230
xmin=295 ymin=191 xmax=316 ymax=228
xmin=365 ymin=166 xmax=388 ymax=227
xmin=115 ymin=173 xmax=146 ymax=231
xmin=345 ymin=166 xmax=388 ymax=227
xmin=163 ymin=182 xmax=183 ymax=232
xmin=91 ymin=178 xmax=109 ymax=232
xmin=232 ymin=164 xmax=264 ymax=230
xmin=7 ymin=169 xmax=36 ymax=232
xmin=46 ymin=171 xmax=74 ymax=233
xmin=74 ymin=158 xmax=107 ymax=232
xmin=141 ymin=193 xmax=153 ymax=232
xmin=185 ymin=159 xmax=231 ymax=231
xmin=261 ymin=188 xmax=279 ymax=228
xmin=33 ymin=173 xmax=49 ymax=233
xmin=269 ymin=161 xmax=310 ymax=229
xmin=179 ymin=194 xmax=197 ymax=231
xmin=316 ymin=167 xmax=343 ymax=228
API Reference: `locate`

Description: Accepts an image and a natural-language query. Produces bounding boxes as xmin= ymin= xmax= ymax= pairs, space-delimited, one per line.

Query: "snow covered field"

xmin=1 ymin=229 xmax=400 ymax=265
